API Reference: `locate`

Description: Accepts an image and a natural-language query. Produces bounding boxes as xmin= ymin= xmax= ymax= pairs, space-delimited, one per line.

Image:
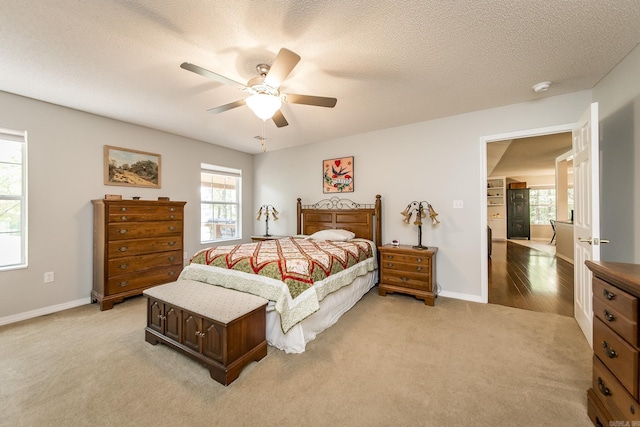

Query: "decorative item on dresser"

xmin=378 ymin=244 xmax=437 ymax=306
xmin=400 ymin=200 xmax=440 ymax=250
xmin=92 ymin=198 xmax=186 ymax=310
xmin=255 ymin=204 xmax=278 ymax=237
xmin=585 ymin=260 xmax=640 ymax=426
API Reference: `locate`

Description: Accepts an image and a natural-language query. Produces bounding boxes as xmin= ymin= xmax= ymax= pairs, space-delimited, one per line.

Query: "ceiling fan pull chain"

xmin=261 ymin=120 xmax=267 ymax=152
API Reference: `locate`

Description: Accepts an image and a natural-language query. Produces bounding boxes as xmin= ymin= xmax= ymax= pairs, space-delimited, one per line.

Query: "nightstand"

xmin=378 ymin=244 xmax=437 ymax=306
xmin=250 ymin=235 xmax=288 ymax=242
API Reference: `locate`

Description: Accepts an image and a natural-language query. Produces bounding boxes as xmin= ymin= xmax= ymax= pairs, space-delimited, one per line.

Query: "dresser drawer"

xmin=593 ymin=317 xmax=639 ymax=398
xmin=108 ymin=205 xmax=183 ymax=222
xmin=106 ymin=265 xmax=182 ymax=295
xmin=107 ymin=221 xmax=183 ymax=240
xmin=108 ymin=236 xmax=182 ymax=258
xmin=107 ymin=250 xmax=182 ymax=276
xmin=594 ymin=296 xmax=639 ymax=347
xmin=592 ymin=355 xmax=640 ymax=422
xmin=593 ymin=277 xmax=638 ymax=321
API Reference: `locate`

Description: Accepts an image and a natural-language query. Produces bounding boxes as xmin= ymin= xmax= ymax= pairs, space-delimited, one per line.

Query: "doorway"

xmin=480 ymin=124 xmax=576 ymax=309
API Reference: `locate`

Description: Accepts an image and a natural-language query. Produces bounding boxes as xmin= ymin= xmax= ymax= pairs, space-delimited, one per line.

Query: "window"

xmin=0 ymin=128 xmax=27 ymax=270
xmin=200 ymin=164 xmax=241 ymax=243
xmin=529 ymin=188 xmax=556 ymax=225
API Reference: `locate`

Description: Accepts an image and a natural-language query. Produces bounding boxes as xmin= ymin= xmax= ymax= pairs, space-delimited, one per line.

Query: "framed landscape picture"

xmin=104 ymin=145 xmax=161 ymax=188
xmin=323 ymin=156 xmax=354 ymax=193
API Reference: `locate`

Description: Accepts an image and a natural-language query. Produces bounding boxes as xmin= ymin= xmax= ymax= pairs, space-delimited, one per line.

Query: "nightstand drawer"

xmin=380 ymin=252 xmax=430 ymax=266
xmin=381 ymin=259 xmax=431 ymax=275
xmin=381 ymin=270 xmax=430 ymax=291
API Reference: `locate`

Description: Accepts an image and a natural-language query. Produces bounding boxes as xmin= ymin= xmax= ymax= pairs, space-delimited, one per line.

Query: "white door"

xmin=573 ymin=102 xmax=600 ymax=348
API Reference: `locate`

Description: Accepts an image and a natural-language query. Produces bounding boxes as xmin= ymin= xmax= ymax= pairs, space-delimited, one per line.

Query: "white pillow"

xmin=306 ymin=229 xmax=356 ymax=241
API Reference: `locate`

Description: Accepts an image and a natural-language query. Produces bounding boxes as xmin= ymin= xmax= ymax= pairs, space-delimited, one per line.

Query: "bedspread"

xmin=179 ymin=237 xmax=377 ymax=333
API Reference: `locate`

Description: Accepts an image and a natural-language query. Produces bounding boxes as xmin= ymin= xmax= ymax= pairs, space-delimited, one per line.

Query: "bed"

xmin=178 ymin=195 xmax=382 ymax=353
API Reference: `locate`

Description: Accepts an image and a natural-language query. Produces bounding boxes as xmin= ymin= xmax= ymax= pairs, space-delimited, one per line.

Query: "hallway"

xmin=488 ymin=240 xmax=574 ymax=317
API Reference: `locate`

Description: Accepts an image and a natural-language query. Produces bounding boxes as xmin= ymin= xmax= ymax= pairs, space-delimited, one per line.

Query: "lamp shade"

xmin=246 ymin=93 xmax=282 ymax=120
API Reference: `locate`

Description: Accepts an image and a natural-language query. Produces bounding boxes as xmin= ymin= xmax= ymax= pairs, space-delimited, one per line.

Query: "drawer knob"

xmin=120 ymin=207 xmax=128 ymax=212
xmin=386 ymin=263 xmax=393 ymax=267
xmin=603 ymin=289 xmax=616 ymax=301
xmin=387 ymin=255 xmax=394 ymax=259
xmin=416 ymin=258 xmax=422 ymax=262
xmin=118 ymin=229 xmax=128 ymax=235
xmin=400 ymin=277 xmax=409 ymax=282
xmin=168 ymin=226 xmax=176 ymax=231
xmin=603 ymin=309 xmax=616 ymax=322
xmin=416 ymin=266 xmax=423 ymax=271
xmin=597 ymin=377 xmax=611 ymax=396
xmin=168 ymin=241 xmax=177 ymax=246
xmin=120 ymin=216 xmax=128 ymax=221
xmin=602 ymin=341 xmax=618 ymax=359
xmin=168 ymin=256 xmax=176 ymax=262
xmin=170 ymin=207 xmax=176 ymax=212
xmin=118 ymin=246 xmax=128 ymax=252
xmin=170 ymin=215 xmax=175 ymax=219
xmin=118 ymin=264 xmax=128 ymax=270
xmin=168 ymin=271 xmax=176 ymax=276
xmin=119 ymin=281 xmax=128 ymax=288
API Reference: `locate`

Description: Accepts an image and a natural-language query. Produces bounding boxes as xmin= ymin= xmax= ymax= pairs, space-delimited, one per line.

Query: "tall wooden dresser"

xmin=92 ymin=199 xmax=187 ymax=310
xmin=586 ymin=260 xmax=640 ymax=425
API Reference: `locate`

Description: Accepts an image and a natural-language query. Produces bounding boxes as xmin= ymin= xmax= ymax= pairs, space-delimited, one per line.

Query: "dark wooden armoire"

xmin=507 ymin=188 xmax=530 ymax=240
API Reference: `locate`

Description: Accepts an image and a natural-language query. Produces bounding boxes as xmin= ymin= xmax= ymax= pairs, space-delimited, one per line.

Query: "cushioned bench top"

xmin=143 ymin=279 xmax=268 ymax=324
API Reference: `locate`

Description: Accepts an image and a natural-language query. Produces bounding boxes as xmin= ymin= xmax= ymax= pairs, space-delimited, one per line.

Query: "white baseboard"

xmin=0 ymin=298 xmax=91 ymax=326
xmin=437 ymin=287 xmax=484 ymax=303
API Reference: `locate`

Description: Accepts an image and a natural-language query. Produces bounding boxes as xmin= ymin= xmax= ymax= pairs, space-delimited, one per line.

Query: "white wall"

xmin=0 ymin=91 xmax=253 ymax=323
xmin=592 ymin=43 xmax=640 ymax=263
xmin=254 ymin=91 xmax=592 ymax=301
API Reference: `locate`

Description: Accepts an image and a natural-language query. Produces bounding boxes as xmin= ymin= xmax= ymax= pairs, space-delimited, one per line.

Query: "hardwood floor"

xmin=488 ymin=240 xmax=574 ymax=317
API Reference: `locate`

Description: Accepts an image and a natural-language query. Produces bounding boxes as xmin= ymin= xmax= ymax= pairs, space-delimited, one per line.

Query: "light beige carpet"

xmin=0 ymin=289 xmax=591 ymax=426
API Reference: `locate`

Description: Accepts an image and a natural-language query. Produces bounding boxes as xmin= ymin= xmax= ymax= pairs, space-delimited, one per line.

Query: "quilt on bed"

xmin=179 ymin=237 xmax=377 ymax=333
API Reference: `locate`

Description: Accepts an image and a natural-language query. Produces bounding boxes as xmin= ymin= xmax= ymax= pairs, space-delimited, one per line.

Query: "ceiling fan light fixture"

xmin=246 ymin=93 xmax=282 ymax=120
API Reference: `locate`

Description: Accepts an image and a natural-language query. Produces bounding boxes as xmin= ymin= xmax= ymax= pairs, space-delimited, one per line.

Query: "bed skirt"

xmin=265 ymin=269 xmax=378 ymax=353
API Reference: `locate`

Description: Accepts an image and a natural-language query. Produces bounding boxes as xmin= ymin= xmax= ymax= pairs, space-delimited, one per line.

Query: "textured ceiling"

xmin=487 ymin=133 xmax=572 ymax=178
xmin=1 ymin=1 xmax=640 ymax=154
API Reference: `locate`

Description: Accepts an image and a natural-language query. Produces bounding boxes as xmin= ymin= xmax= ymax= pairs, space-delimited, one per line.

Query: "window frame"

xmin=200 ymin=164 xmax=242 ymax=244
xmin=0 ymin=127 xmax=28 ymax=271
xmin=529 ymin=186 xmax=556 ymax=226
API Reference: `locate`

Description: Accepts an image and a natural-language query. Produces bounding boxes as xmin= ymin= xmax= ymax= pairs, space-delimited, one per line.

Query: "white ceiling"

xmin=1 ymin=1 xmax=639 ymax=154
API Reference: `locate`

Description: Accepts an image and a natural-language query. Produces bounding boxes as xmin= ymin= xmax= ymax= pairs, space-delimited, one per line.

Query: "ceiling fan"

xmin=180 ymin=48 xmax=337 ymax=128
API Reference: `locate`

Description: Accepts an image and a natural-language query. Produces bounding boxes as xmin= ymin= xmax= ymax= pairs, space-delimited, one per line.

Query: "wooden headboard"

xmin=296 ymin=195 xmax=382 ymax=248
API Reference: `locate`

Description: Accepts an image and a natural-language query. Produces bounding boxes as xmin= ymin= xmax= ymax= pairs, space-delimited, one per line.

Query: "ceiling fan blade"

xmin=263 ymin=48 xmax=301 ymax=89
xmin=272 ymin=110 xmax=289 ymax=128
xmin=180 ymin=62 xmax=246 ymax=90
xmin=283 ymin=93 xmax=337 ymax=108
xmin=207 ymin=99 xmax=246 ymax=114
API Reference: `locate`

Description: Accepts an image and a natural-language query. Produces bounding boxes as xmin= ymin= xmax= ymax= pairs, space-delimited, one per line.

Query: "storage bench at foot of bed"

xmin=143 ymin=279 xmax=268 ymax=386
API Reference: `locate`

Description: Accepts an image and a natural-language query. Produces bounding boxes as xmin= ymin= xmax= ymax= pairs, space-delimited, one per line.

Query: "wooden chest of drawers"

xmin=92 ymin=199 xmax=187 ymax=310
xmin=377 ymin=244 xmax=437 ymax=306
xmin=586 ymin=261 xmax=640 ymax=426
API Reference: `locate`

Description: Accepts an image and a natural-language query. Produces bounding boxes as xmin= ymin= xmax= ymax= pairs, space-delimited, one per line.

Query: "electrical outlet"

xmin=44 ymin=272 xmax=54 ymax=283
xmin=453 ymin=200 xmax=464 ymax=209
